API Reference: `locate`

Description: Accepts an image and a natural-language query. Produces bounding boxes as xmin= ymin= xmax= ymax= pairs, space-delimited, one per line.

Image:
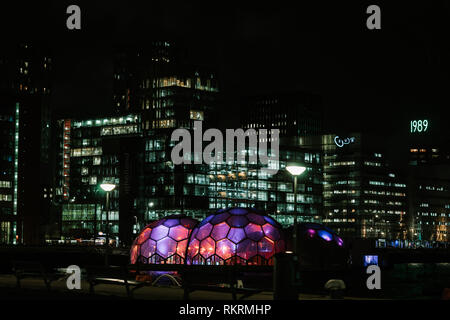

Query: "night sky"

xmin=2 ymin=1 xmax=450 ymax=137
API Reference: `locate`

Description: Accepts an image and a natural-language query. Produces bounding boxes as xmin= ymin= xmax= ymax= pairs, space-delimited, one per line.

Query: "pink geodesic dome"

xmin=130 ymin=215 xmax=198 ymax=264
xmin=186 ymin=207 xmax=285 ymax=265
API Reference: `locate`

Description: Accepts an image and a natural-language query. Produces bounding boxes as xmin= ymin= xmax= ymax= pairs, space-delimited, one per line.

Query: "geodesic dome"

xmin=186 ymin=207 xmax=285 ymax=265
xmin=130 ymin=215 xmax=198 ymax=264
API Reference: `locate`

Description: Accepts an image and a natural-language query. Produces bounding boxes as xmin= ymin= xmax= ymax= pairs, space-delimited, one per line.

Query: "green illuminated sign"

xmin=410 ymin=119 xmax=428 ymax=133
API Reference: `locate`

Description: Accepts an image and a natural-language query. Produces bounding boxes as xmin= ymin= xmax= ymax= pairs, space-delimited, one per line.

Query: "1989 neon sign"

xmin=410 ymin=120 xmax=428 ymax=133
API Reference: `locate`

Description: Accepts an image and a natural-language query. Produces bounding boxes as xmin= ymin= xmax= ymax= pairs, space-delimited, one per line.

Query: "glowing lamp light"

xmin=317 ymin=230 xmax=333 ymax=242
xmin=100 ymin=183 xmax=116 ymax=192
xmin=286 ymin=164 xmax=306 ymax=176
xmin=307 ymin=229 xmax=316 ymax=238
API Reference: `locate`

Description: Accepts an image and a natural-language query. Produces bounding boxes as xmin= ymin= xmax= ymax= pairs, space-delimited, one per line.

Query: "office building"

xmin=306 ymin=133 xmax=408 ymax=240
xmin=0 ymin=44 xmax=52 ymax=244
xmin=241 ymin=92 xmax=322 ymax=137
xmin=55 ymin=114 xmax=142 ymax=244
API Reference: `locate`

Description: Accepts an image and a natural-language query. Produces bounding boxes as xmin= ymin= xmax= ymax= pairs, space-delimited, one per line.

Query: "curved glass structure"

xmin=300 ymin=222 xmax=344 ymax=247
xmin=186 ymin=207 xmax=285 ymax=265
xmin=130 ymin=215 xmax=198 ymax=264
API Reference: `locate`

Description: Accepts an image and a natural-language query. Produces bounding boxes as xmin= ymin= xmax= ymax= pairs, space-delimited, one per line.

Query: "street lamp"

xmin=286 ymin=163 xmax=306 ymax=254
xmin=100 ymin=183 xmax=116 ymax=265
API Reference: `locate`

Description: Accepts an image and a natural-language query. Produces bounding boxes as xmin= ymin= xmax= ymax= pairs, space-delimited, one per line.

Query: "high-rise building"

xmin=55 ymin=114 xmax=142 ymax=244
xmin=306 ymin=133 xmax=408 ymax=240
xmin=0 ymin=44 xmax=52 ymax=245
xmin=406 ymin=164 xmax=450 ymax=243
xmin=53 ymin=41 xmax=221 ymax=244
xmin=113 ymin=42 xmax=220 ymax=226
xmin=403 ymin=119 xmax=450 ymax=244
xmin=241 ymin=92 xmax=322 ymax=137
xmin=0 ymin=93 xmax=20 ymax=244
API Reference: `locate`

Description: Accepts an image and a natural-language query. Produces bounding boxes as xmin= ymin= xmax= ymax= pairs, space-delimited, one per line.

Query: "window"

xmin=0 ymin=181 xmax=11 ymax=188
xmin=93 ymin=157 xmax=101 ymax=165
xmin=190 ymin=110 xmax=204 ymax=121
xmin=0 ymin=194 xmax=12 ymax=201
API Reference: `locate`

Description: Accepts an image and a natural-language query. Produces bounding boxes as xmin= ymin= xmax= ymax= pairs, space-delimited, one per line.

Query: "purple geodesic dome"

xmin=130 ymin=215 xmax=198 ymax=264
xmin=186 ymin=207 xmax=286 ymax=265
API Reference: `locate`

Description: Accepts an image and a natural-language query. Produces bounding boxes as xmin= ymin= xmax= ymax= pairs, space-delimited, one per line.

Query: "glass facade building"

xmin=113 ymin=43 xmax=221 ymax=228
xmin=56 ymin=114 xmax=142 ymax=243
xmin=407 ymin=165 xmax=450 ymax=243
xmin=0 ymin=44 xmax=52 ymax=245
xmin=0 ymin=96 xmax=19 ymax=244
xmin=313 ymin=134 xmax=408 ymax=240
xmin=206 ymin=140 xmax=323 ymax=227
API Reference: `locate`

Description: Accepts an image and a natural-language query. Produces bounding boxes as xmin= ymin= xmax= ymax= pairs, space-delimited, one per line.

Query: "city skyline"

xmin=2 ymin=2 xmax=450 ymax=304
xmin=2 ymin=2 xmax=449 ymax=135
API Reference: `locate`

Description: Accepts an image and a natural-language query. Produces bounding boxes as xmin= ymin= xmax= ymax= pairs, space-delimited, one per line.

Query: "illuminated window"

xmin=190 ymin=110 xmax=204 ymax=121
xmin=0 ymin=181 xmax=11 ymax=188
xmin=93 ymin=157 xmax=101 ymax=165
xmin=0 ymin=194 xmax=12 ymax=201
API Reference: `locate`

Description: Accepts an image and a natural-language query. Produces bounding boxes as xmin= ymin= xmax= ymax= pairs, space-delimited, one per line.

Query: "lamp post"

xmin=286 ymin=163 xmax=306 ymax=254
xmin=100 ymin=183 xmax=116 ymax=265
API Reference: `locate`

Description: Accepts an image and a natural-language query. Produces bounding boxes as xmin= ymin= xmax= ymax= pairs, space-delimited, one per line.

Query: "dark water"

xmin=299 ymin=263 xmax=450 ymax=299
xmin=382 ymin=263 xmax=450 ymax=299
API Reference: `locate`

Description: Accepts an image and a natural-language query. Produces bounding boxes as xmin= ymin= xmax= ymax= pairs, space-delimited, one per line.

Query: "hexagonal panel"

xmin=196 ymin=223 xmax=213 ymax=240
xmin=211 ymin=222 xmax=230 ymax=241
xmin=216 ymin=239 xmax=236 ymax=260
xmin=227 ymin=215 xmax=249 ymax=228
xmin=211 ymin=212 xmax=230 ymax=225
xmin=136 ymin=228 xmax=152 ymax=244
xmin=177 ymin=239 xmax=188 ymax=258
xmin=140 ymin=239 xmax=156 ymax=258
xmin=151 ymin=225 xmax=169 ymax=241
xmin=247 ymin=213 xmax=266 ymax=225
xmin=262 ymin=223 xmax=280 ymax=241
xmin=229 ymin=208 xmax=248 ymax=215
xmin=263 ymin=215 xmax=277 ymax=226
xmin=181 ymin=218 xmax=197 ymax=229
xmin=236 ymin=239 xmax=257 ymax=260
xmin=187 ymin=238 xmax=200 ymax=258
xmin=245 ymin=223 xmax=263 ymax=241
xmin=130 ymin=245 xmax=139 ymax=264
xmin=200 ymin=237 xmax=215 ymax=259
xmin=228 ymin=227 xmax=246 ymax=244
xmin=164 ymin=218 xmax=180 ymax=228
xmin=258 ymin=237 xmax=275 ymax=259
xmin=169 ymin=225 xmax=189 ymax=241
xmin=198 ymin=214 xmax=214 ymax=227
xmin=156 ymin=237 xmax=177 ymax=258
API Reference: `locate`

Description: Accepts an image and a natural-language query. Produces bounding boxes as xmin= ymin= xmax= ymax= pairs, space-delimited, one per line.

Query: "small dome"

xmin=130 ymin=215 xmax=198 ymax=264
xmin=299 ymin=223 xmax=344 ymax=247
xmin=186 ymin=207 xmax=285 ymax=265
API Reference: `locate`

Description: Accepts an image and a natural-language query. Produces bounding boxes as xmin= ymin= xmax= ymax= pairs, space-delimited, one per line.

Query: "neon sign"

xmin=410 ymin=120 xmax=428 ymax=133
xmin=334 ymin=136 xmax=355 ymax=148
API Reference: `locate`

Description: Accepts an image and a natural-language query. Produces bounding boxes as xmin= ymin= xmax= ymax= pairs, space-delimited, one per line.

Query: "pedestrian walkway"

xmin=0 ymin=274 xmax=376 ymax=300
